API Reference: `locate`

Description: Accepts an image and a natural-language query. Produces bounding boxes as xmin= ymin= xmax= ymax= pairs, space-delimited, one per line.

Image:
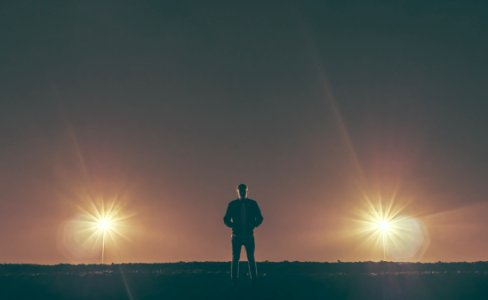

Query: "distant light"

xmin=376 ymin=219 xmax=391 ymax=234
xmin=77 ymin=199 xmax=131 ymax=263
xmin=354 ymin=198 xmax=429 ymax=260
xmin=362 ymin=202 xmax=402 ymax=257
xmin=97 ymin=217 xmax=114 ymax=233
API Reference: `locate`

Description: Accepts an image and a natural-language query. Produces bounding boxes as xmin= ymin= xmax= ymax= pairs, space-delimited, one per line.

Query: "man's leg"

xmin=231 ymin=235 xmax=241 ymax=281
xmin=244 ymin=235 xmax=257 ymax=280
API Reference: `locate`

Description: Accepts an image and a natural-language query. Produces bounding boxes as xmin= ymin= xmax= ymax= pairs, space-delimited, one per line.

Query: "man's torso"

xmin=228 ymin=198 xmax=258 ymax=236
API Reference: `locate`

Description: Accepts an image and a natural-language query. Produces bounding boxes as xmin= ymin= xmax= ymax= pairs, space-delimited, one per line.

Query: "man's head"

xmin=237 ymin=183 xmax=248 ymax=199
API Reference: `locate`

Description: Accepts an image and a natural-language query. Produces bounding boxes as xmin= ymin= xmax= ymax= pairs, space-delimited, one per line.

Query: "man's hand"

xmin=224 ymin=220 xmax=234 ymax=228
xmin=223 ymin=202 xmax=233 ymax=228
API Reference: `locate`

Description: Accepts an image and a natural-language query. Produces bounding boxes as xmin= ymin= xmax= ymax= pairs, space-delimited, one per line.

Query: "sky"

xmin=1 ymin=1 xmax=487 ymax=263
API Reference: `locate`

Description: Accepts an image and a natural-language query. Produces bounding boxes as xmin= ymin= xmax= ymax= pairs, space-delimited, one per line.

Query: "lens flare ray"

xmin=353 ymin=197 xmax=428 ymax=261
xmin=78 ymin=200 xmax=132 ymax=263
xmin=61 ymin=198 xmax=134 ymax=263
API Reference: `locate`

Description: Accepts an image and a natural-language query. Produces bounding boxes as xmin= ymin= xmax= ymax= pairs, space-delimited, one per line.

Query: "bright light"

xmin=97 ymin=217 xmax=114 ymax=233
xmin=74 ymin=199 xmax=132 ymax=263
xmin=361 ymin=200 xmax=403 ymax=258
xmin=376 ymin=219 xmax=391 ymax=234
xmin=354 ymin=198 xmax=428 ymax=260
xmin=83 ymin=202 xmax=124 ymax=239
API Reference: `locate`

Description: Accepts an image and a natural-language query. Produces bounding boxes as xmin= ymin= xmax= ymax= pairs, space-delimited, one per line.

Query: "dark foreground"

xmin=1 ymin=262 xmax=488 ymax=300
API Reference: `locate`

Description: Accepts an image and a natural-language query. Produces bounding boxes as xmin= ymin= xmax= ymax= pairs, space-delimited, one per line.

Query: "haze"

xmin=1 ymin=1 xmax=487 ymax=263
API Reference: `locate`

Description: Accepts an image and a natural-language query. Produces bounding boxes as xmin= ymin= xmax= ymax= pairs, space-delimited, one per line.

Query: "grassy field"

xmin=1 ymin=262 xmax=488 ymax=299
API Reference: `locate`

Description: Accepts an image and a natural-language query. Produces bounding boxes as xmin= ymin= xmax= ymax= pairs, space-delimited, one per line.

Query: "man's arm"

xmin=254 ymin=202 xmax=263 ymax=228
xmin=223 ymin=202 xmax=233 ymax=228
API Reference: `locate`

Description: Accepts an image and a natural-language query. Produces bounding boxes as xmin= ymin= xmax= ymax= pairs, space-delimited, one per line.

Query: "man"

xmin=223 ymin=183 xmax=263 ymax=282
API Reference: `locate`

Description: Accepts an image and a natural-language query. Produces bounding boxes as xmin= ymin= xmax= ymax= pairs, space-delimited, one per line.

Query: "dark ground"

xmin=1 ymin=262 xmax=488 ymax=300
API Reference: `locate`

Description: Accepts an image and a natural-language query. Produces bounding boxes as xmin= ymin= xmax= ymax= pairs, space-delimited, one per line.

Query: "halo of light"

xmin=60 ymin=198 xmax=133 ymax=263
xmin=354 ymin=199 xmax=429 ymax=261
xmin=97 ymin=217 xmax=113 ymax=233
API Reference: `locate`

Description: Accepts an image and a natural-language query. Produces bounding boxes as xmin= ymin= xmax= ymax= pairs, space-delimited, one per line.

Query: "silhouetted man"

xmin=224 ymin=183 xmax=263 ymax=283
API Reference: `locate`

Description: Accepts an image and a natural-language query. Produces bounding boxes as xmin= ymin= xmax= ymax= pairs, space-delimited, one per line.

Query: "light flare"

xmin=97 ymin=217 xmax=113 ymax=233
xmin=61 ymin=198 xmax=133 ymax=264
xmin=80 ymin=200 xmax=130 ymax=263
xmin=354 ymin=197 xmax=428 ymax=260
xmin=376 ymin=219 xmax=391 ymax=234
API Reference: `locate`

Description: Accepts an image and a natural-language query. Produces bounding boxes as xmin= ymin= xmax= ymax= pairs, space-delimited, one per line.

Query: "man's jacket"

xmin=223 ymin=198 xmax=263 ymax=236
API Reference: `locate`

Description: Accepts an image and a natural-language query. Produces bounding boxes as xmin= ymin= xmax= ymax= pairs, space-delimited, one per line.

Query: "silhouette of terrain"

xmin=1 ymin=262 xmax=488 ymax=299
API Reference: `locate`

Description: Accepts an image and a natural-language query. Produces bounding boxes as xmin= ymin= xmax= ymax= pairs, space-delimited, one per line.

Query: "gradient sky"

xmin=1 ymin=1 xmax=487 ymax=263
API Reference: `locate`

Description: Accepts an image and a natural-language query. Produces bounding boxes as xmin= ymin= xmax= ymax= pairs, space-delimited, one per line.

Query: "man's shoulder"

xmin=246 ymin=198 xmax=258 ymax=205
xmin=228 ymin=199 xmax=240 ymax=205
xmin=228 ymin=198 xmax=258 ymax=205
